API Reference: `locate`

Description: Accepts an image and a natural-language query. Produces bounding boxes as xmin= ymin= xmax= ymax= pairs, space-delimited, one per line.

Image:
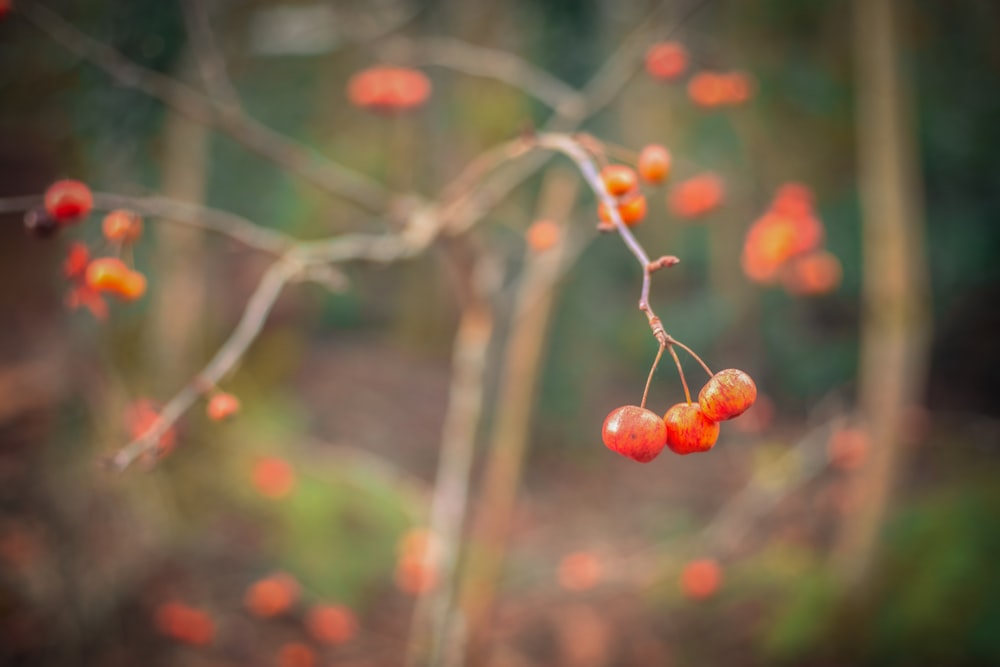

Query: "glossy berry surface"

xmin=600 ymin=165 xmax=638 ymax=197
xmin=601 ymin=405 xmax=667 ymax=463
xmin=23 ymin=207 xmax=59 ymax=238
xmin=663 ymin=402 xmax=720 ymax=455
xmin=44 ymin=179 xmax=93 ymax=223
xmin=207 ymin=392 xmax=241 ymax=421
xmin=598 ymin=192 xmax=647 ymax=227
xmin=698 ymin=369 xmax=757 ymax=422
xmin=85 ymin=258 xmax=146 ymax=300
xmin=638 ymin=144 xmax=671 ymax=184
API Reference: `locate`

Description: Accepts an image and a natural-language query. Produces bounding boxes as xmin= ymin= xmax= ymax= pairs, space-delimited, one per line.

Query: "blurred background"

xmin=1 ymin=0 xmax=999 ymax=665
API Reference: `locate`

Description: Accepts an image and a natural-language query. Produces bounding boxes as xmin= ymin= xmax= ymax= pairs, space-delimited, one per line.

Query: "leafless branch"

xmin=20 ymin=1 xmax=391 ymax=214
xmin=179 ymin=0 xmax=242 ymax=111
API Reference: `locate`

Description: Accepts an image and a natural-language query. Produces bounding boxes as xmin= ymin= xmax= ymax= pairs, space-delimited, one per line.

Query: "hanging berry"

xmin=601 ymin=405 xmax=668 ymax=463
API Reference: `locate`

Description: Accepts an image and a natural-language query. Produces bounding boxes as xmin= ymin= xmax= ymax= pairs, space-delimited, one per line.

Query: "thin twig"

xmin=668 ymin=337 xmax=714 ymax=378
xmin=106 ymin=259 xmax=301 ymax=471
xmin=180 ymin=0 xmax=242 ymax=111
xmin=641 ymin=343 xmax=666 ymax=410
xmin=667 ymin=344 xmax=692 ymax=404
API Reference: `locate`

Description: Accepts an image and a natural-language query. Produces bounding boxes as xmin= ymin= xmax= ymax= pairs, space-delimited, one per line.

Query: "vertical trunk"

xmin=834 ymin=0 xmax=931 ymax=586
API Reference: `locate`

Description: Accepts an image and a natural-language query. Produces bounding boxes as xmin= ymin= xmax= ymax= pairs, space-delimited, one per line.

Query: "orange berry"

xmin=598 ymin=192 xmax=648 ymax=227
xmin=278 ymin=642 xmax=316 ymax=667
xmin=645 ymin=42 xmax=688 ymax=81
xmin=244 ymin=572 xmax=299 ymax=618
xmin=600 ymin=165 xmax=639 ymax=197
xmin=102 ymin=209 xmax=143 ymax=244
xmin=663 ymin=403 xmax=720 ymax=455
xmin=65 ymin=285 xmax=108 ymax=320
xmin=720 ymin=71 xmax=754 ymax=105
xmin=680 ymin=559 xmax=722 ymax=600
xmin=698 ymin=369 xmax=757 ymax=422
xmin=771 ymin=182 xmax=814 ymax=218
xmin=688 ymin=72 xmax=727 ymax=108
xmin=347 ymin=66 xmax=431 ymax=113
xmin=119 ymin=270 xmax=147 ymax=301
xmin=526 ymin=219 xmax=560 ymax=253
xmin=668 ymin=173 xmax=724 ymax=219
xmin=206 ymin=392 xmax=241 ymax=421
xmin=394 ymin=554 xmax=438 ymax=595
xmin=637 ymin=144 xmax=671 ymax=184
xmin=85 ymin=257 xmax=128 ymax=292
xmin=154 ymin=602 xmax=215 ymax=646
xmin=601 ymin=405 xmax=667 ymax=463
xmin=44 ymin=179 xmax=92 ymax=223
xmin=557 ymin=551 xmax=603 ymax=591
xmin=781 ymin=250 xmax=842 ymax=296
xmin=306 ymin=604 xmax=358 ymax=645
xmin=252 ymin=457 xmax=296 ymax=499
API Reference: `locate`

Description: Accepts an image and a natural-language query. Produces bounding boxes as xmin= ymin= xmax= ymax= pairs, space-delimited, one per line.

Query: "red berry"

xmin=663 ymin=403 xmax=719 ymax=455
xmin=638 ymin=144 xmax=671 ymax=184
xmin=207 ymin=392 xmax=241 ymax=421
xmin=680 ymin=558 xmax=722 ymax=600
xmin=645 ymin=42 xmax=688 ymax=81
xmin=601 ymin=405 xmax=667 ymax=463
xmin=277 ymin=642 xmax=315 ymax=667
xmin=525 ymin=219 xmax=560 ymax=253
xmin=85 ymin=258 xmax=146 ymax=301
xmin=43 ymin=180 xmax=93 ymax=223
xmin=306 ymin=604 xmax=358 ymax=645
xmin=600 ymin=165 xmax=639 ymax=197
xmin=698 ymin=369 xmax=757 ymax=422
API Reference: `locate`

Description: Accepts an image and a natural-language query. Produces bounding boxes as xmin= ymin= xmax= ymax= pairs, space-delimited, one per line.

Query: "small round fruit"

xmin=207 ymin=392 xmax=241 ymax=421
xmin=663 ymin=403 xmax=720 ymax=455
xmin=102 ymin=209 xmax=143 ymax=244
xmin=601 ymin=405 xmax=667 ymax=463
xmin=600 ymin=165 xmax=638 ymax=197
xmin=44 ymin=179 xmax=93 ymax=223
xmin=698 ymin=369 xmax=757 ymax=421
xmin=680 ymin=558 xmax=723 ymax=600
xmin=598 ymin=192 xmax=648 ymax=227
xmin=638 ymin=144 xmax=671 ymax=184
xmin=85 ymin=257 xmax=130 ymax=293
xmin=119 ymin=271 xmax=147 ymax=301
xmin=525 ymin=219 xmax=560 ymax=253
xmin=23 ymin=207 xmax=59 ymax=238
xmin=645 ymin=41 xmax=688 ymax=81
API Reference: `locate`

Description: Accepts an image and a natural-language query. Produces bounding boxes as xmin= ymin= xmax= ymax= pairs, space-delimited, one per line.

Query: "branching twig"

xmin=20 ymin=1 xmax=391 ymax=214
xmin=106 ymin=259 xmax=301 ymax=471
xmin=180 ymin=0 xmax=242 ymax=111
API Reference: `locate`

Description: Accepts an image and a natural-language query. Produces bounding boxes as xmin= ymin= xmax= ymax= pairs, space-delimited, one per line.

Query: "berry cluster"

xmin=741 ymin=182 xmax=842 ymax=295
xmin=644 ymin=40 xmax=755 ymax=109
xmin=601 ymin=362 xmax=756 ymax=463
xmin=592 ymin=144 xmax=672 ymax=231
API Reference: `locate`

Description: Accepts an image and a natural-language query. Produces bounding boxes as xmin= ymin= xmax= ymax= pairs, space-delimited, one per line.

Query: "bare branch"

xmin=180 ymin=0 xmax=242 ymax=111
xmin=107 ymin=259 xmax=301 ymax=471
xmin=20 ymin=1 xmax=391 ymax=214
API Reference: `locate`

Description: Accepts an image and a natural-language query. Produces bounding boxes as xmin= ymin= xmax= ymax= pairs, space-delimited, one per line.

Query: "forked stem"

xmin=668 ymin=336 xmax=714 ymax=378
xmin=667 ymin=344 xmax=692 ymax=405
xmin=640 ymin=343 xmax=665 ymax=410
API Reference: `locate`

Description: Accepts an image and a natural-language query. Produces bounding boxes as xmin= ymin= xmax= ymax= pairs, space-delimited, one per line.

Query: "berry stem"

xmin=668 ymin=336 xmax=714 ymax=378
xmin=640 ymin=343 xmax=665 ymax=410
xmin=668 ymin=344 xmax=692 ymax=405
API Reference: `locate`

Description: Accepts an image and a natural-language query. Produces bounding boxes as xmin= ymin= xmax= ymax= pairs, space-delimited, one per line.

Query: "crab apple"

xmin=680 ymin=558 xmax=722 ymax=600
xmin=601 ymin=405 xmax=667 ymax=463
xmin=206 ymin=392 xmax=241 ymax=421
xmin=244 ymin=572 xmax=299 ymax=618
xmin=23 ymin=207 xmax=59 ymax=238
xmin=688 ymin=71 xmax=727 ymax=108
xmin=598 ymin=191 xmax=648 ymax=227
xmin=43 ymin=179 xmax=93 ymax=223
xmin=698 ymin=369 xmax=757 ymax=422
xmin=102 ymin=209 xmax=143 ymax=244
xmin=277 ymin=642 xmax=315 ymax=667
xmin=781 ymin=250 xmax=842 ymax=296
xmin=668 ymin=173 xmax=724 ymax=219
xmin=306 ymin=604 xmax=358 ymax=645
xmin=645 ymin=41 xmax=688 ymax=81
xmin=600 ymin=165 xmax=639 ymax=197
xmin=154 ymin=602 xmax=215 ymax=646
xmin=663 ymin=403 xmax=719 ymax=455
xmin=638 ymin=144 xmax=671 ymax=184
xmin=63 ymin=242 xmax=91 ymax=280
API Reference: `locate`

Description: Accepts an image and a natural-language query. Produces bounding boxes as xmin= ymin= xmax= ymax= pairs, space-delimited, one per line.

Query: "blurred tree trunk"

xmin=834 ymin=0 xmax=931 ymax=587
xmin=148 ymin=57 xmax=210 ymax=392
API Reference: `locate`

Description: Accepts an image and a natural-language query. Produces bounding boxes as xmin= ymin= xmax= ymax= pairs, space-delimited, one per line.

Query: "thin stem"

xmin=641 ymin=343 xmax=665 ymax=410
xmin=668 ymin=344 xmax=692 ymax=405
xmin=669 ymin=337 xmax=714 ymax=377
